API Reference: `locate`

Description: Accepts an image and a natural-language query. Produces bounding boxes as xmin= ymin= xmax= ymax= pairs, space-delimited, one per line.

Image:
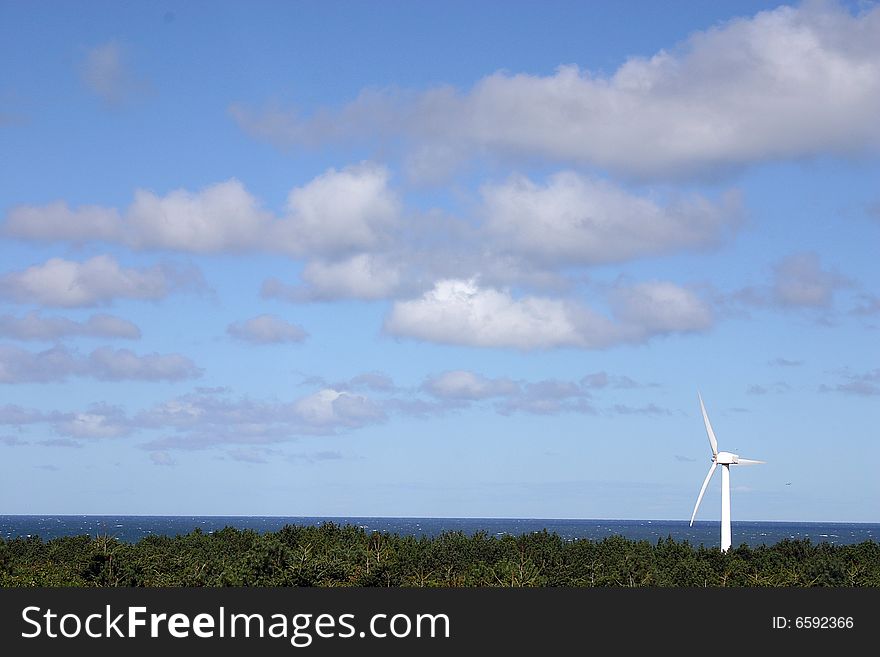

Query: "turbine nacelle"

xmin=714 ymin=451 xmax=738 ymax=465
xmin=713 ymin=451 xmax=765 ymax=466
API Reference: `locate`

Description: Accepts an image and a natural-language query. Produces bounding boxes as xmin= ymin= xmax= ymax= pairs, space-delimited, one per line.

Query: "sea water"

xmin=1 ymin=515 xmax=876 ymax=546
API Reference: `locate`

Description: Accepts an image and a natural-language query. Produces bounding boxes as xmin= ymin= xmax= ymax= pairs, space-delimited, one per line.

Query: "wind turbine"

xmin=689 ymin=393 xmax=765 ymax=551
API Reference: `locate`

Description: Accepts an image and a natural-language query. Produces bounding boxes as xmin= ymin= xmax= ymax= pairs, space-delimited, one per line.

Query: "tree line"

xmin=1 ymin=522 xmax=878 ymax=587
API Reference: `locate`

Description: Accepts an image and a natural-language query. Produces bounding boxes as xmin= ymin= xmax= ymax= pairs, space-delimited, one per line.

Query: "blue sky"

xmin=1 ymin=0 xmax=877 ymax=522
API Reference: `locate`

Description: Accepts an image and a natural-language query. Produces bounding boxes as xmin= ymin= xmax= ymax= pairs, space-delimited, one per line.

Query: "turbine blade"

xmin=735 ymin=458 xmax=765 ymax=465
xmin=698 ymin=392 xmax=719 ymax=456
xmin=689 ymin=462 xmax=717 ymax=526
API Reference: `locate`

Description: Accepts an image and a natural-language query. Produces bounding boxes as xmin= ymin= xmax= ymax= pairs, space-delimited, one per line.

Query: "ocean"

xmin=1 ymin=516 xmax=876 ymax=547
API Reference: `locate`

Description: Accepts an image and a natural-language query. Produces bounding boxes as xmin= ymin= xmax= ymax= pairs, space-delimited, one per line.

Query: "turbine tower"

xmin=689 ymin=393 xmax=764 ymax=551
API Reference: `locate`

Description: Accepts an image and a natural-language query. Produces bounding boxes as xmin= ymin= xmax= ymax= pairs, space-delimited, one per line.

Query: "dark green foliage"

xmin=1 ymin=524 xmax=878 ymax=587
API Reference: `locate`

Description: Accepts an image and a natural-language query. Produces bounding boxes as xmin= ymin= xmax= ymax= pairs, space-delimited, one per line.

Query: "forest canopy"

xmin=2 ymin=523 xmax=878 ymax=587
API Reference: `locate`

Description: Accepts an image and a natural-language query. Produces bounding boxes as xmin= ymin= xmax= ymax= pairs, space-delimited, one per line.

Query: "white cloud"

xmin=263 ymin=253 xmax=404 ymax=302
xmin=272 ymin=163 xmax=400 ymax=256
xmin=385 ymin=278 xmax=711 ymax=350
xmin=385 ymin=278 xmax=615 ymax=350
xmin=772 ymin=252 xmax=848 ymax=307
xmin=850 ymin=293 xmax=880 ymax=316
xmin=768 ymin=357 xmax=803 ymax=367
xmin=11 ymin=367 xmax=653 ymax=450
xmin=422 ymin=370 xmax=519 ymax=400
xmin=36 ymin=440 xmax=80 ymax=449
xmin=140 ymin=386 xmax=387 ymax=450
xmin=313 ymin=371 xmax=398 ymax=392
xmin=819 ymin=368 xmax=880 ymax=396
xmin=4 ymin=202 xmax=123 ymax=243
xmin=231 ymin=2 xmax=880 ymax=179
xmin=0 ymin=345 xmax=79 ymax=383
xmin=608 ymin=281 xmax=714 ymax=336
xmin=415 ymin=369 xmax=648 ymax=415
xmin=80 ymin=41 xmax=140 ymax=105
xmin=496 ymin=379 xmax=595 ymax=416
xmin=720 ymin=252 xmax=850 ymax=314
xmin=86 ymin=347 xmax=202 ymax=381
xmin=4 ymin=165 xmax=399 ymax=258
xmin=150 ymin=451 xmax=175 ymax=466
xmin=348 ymin=372 xmax=395 ymax=391
xmin=0 ymin=311 xmax=140 ymax=340
xmin=0 ymin=345 xmax=201 ymax=383
xmin=301 ymin=254 xmax=403 ymax=299
xmin=126 ymin=179 xmax=271 ymax=252
xmin=610 ymin=403 xmax=670 ymax=416
xmin=482 ymin=172 xmax=740 ymax=265
xmin=0 ymin=255 xmax=177 ymax=307
xmin=4 ymin=181 xmax=269 ymax=253
xmin=52 ymin=404 xmax=130 ymax=439
xmin=227 ymin=448 xmax=274 ymax=464
xmin=227 ymin=314 xmax=308 ymax=344
xmin=0 ymin=404 xmax=46 ymax=424
xmin=580 ymin=371 xmax=644 ymax=389
xmin=291 ymin=388 xmax=385 ymax=427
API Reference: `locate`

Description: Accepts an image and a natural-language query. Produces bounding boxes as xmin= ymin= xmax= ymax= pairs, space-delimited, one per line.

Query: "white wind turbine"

xmin=689 ymin=393 xmax=765 ymax=551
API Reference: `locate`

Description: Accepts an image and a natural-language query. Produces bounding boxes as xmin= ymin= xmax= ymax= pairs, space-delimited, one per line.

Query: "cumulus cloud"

xmin=496 ymin=379 xmax=595 ymax=415
xmin=227 ymin=314 xmax=308 ymax=344
xmin=415 ymin=368 xmax=660 ymax=415
xmin=86 ymin=347 xmax=202 ymax=381
xmin=1 ymin=402 xmax=132 ymax=439
xmin=0 ymin=255 xmax=184 ymax=307
xmin=4 ymin=181 xmax=269 ymax=252
xmin=385 ymin=279 xmax=615 ymax=349
xmin=292 ymin=389 xmax=385 ymax=428
xmin=850 ymin=293 xmax=880 ymax=316
xmin=37 ymin=440 xmax=80 ymax=449
xmin=768 ymin=357 xmax=803 ymax=367
xmin=299 ymin=371 xmax=399 ymax=393
xmin=610 ymin=403 xmax=671 ymax=416
xmin=819 ymin=368 xmax=880 ymax=396
xmin=299 ymin=253 xmax=403 ymax=300
xmin=288 ymin=449 xmax=345 ymax=463
xmin=13 ymin=367 xmax=651 ymax=449
xmin=580 ymin=371 xmax=645 ymax=389
xmin=422 ymin=370 xmax=519 ymax=400
xmin=0 ymin=345 xmax=79 ymax=383
xmin=608 ymin=281 xmax=714 ymax=336
xmin=126 ymin=179 xmax=271 ymax=252
xmin=747 ymin=382 xmax=791 ymax=395
xmin=5 ymin=164 xmax=400 ymax=258
xmin=51 ymin=404 xmax=131 ymax=439
xmin=721 ymin=252 xmax=850 ymax=313
xmin=385 ymin=278 xmax=712 ymax=350
xmin=0 ymin=345 xmax=201 ymax=383
xmin=230 ymin=2 xmax=880 ymax=179
xmin=0 ymin=404 xmax=46 ymax=424
xmin=272 ymin=163 xmax=400 ymax=256
xmin=227 ymin=448 xmax=274 ymax=464
xmin=482 ymin=173 xmax=740 ymax=265
xmin=80 ymin=41 xmax=144 ymax=105
xmin=3 ymin=202 xmax=123 ymax=243
xmin=771 ymin=252 xmax=849 ymax=307
xmin=150 ymin=451 xmax=175 ymax=466
xmin=140 ymin=387 xmax=386 ymax=450
xmin=347 ymin=372 xmax=396 ymax=392
xmin=263 ymin=253 xmax=404 ymax=302
xmin=0 ymin=311 xmax=140 ymax=340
